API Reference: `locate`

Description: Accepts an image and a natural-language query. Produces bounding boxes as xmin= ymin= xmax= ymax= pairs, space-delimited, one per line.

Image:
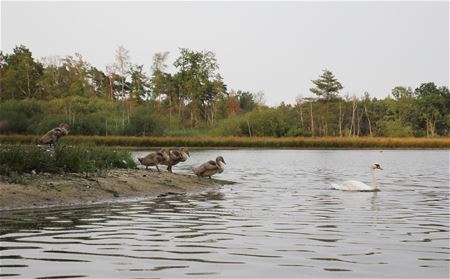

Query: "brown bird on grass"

xmin=161 ymin=147 xmax=190 ymax=173
xmin=38 ymin=123 xmax=70 ymax=145
xmin=192 ymin=156 xmax=226 ymax=179
xmin=138 ymin=148 xmax=171 ymax=172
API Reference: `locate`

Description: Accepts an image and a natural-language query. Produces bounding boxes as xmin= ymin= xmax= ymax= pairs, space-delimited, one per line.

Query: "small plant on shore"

xmin=0 ymin=144 xmax=136 ymax=176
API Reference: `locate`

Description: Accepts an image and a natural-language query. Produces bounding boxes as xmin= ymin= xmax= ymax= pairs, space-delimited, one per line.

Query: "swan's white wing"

xmin=331 ymin=183 xmax=344 ymax=190
xmin=332 ymin=180 xmax=372 ymax=191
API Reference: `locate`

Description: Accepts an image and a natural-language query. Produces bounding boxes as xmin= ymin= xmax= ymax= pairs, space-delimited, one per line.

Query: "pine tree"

xmin=310 ymin=69 xmax=343 ymax=101
xmin=310 ymin=69 xmax=343 ymax=136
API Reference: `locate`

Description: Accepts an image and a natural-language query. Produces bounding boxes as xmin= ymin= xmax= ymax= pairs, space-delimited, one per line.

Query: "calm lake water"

xmin=1 ymin=150 xmax=449 ymax=278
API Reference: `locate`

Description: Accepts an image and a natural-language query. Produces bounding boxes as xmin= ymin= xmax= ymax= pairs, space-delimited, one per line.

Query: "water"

xmin=1 ymin=150 xmax=449 ymax=278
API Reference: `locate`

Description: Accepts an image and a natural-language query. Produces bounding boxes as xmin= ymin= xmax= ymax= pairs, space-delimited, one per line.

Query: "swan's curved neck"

xmin=371 ymin=168 xmax=378 ymax=190
xmin=181 ymin=152 xmax=188 ymax=161
xmin=217 ymin=161 xmax=225 ymax=170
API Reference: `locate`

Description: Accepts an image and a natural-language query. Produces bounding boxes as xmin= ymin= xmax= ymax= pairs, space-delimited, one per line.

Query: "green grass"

xmin=0 ymin=135 xmax=449 ymax=148
xmin=0 ymin=144 xmax=136 ymax=175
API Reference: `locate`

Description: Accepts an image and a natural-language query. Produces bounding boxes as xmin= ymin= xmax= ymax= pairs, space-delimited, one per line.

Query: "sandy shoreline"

xmin=0 ymin=169 xmax=233 ymax=211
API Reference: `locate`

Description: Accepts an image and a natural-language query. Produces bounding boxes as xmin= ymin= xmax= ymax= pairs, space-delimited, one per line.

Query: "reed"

xmin=0 ymin=135 xmax=449 ymax=148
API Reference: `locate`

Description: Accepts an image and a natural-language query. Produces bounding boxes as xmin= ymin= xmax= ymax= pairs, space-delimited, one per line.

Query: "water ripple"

xmin=0 ymin=150 xmax=449 ymax=278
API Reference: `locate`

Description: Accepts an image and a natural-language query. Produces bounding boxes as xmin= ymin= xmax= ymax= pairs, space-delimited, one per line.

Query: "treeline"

xmin=0 ymin=45 xmax=449 ymax=137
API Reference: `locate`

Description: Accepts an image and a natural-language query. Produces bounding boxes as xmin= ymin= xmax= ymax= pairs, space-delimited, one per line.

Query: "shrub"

xmin=377 ymin=120 xmax=413 ymax=137
xmin=213 ymin=115 xmax=247 ymax=136
xmin=0 ymin=144 xmax=136 ymax=175
xmin=248 ymin=109 xmax=290 ymax=137
xmin=0 ymin=99 xmax=47 ymax=134
xmin=286 ymin=127 xmax=311 ymax=137
xmin=125 ymin=105 xmax=165 ymax=136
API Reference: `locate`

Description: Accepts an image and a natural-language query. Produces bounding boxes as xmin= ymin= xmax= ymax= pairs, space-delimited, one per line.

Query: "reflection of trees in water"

xmin=144 ymin=191 xmax=229 ymax=235
xmin=0 ymin=190 xmax=226 ymax=236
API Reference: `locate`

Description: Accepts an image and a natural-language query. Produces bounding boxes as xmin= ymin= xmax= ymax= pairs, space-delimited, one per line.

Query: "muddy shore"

xmin=0 ymin=169 xmax=233 ymax=211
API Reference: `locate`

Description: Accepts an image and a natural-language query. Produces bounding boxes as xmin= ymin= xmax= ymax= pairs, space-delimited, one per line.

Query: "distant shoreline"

xmin=1 ymin=135 xmax=449 ymax=149
xmin=0 ymin=169 xmax=233 ymax=211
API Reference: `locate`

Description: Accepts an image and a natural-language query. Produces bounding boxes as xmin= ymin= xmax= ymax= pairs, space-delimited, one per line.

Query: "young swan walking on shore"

xmin=331 ymin=163 xmax=383 ymax=192
xmin=161 ymin=147 xmax=190 ymax=173
xmin=38 ymin=123 xmax=70 ymax=145
xmin=138 ymin=148 xmax=170 ymax=172
xmin=192 ymin=156 xmax=226 ymax=179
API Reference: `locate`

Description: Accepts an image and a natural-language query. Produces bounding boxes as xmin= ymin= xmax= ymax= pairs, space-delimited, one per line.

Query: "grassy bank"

xmin=1 ymin=135 xmax=449 ymax=148
xmin=0 ymin=144 xmax=136 ymax=175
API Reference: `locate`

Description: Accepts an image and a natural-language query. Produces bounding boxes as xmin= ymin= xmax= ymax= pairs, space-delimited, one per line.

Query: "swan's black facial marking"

xmin=373 ymin=163 xmax=383 ymax=170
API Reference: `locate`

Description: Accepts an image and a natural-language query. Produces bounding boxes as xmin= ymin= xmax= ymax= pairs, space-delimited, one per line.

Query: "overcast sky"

xmin=1 ymin=1 xmax=448 ymax=105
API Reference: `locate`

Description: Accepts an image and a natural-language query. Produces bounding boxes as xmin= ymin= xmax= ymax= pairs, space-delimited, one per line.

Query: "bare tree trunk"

xmin=190 ymin=103 xmax=195 ymax=128
xmin=339 ymin=101 xmax=342 ymax=137
xmin=325 ymin=101 xmax=328 ymax=137
xmin=178 ymin=97 xmax=184 ymax=125
xmin=168 ymin=93 xmax=172 ymax=128
xmin=357 ymin=109 xmax=363 ymax=136
xmin=317 ymin=117 xmax=321 ymax=136
xmin=363 ymin=102 xmax=373 ymax=137
xmin=299 ymin=104 xmax=304 ymax=127
xmin=350 ymin=96 xmax=357 ymax=137
xmin=26 ymin=70 xmax=31 ymax=98
xmin=127 ymin=101 xmax=131 ymax=126
xmin=211 ymin=101 xmax=217 ymax=126
xmin=108 ymin=75 xmax=114 ymax=100
xmin=122 ymin=110 xmax=125 ymax=130
xmin=310 ymin=102 xmax=315 ymax=137
xmin=247 ymin=119 xmax=252 ymax=137
xmin=121 ymin=76 xmax=125 ymax=99
xmin=430 ymin=118 xmax=436 ymax=137
xmin=157 ymin=93 xmax=161 ymax=112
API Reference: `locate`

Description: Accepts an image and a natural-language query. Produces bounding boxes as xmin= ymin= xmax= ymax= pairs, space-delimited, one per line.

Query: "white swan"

xmin=331 ymin=163 xmax=383 ymax=192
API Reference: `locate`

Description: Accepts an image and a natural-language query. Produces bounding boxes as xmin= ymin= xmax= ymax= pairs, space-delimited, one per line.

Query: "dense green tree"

xmin=129 ymin=65 xmax=151 ymax=103
xmin=173 ymin=48 xmax=219 ymax=127
xmin=391 ymin=86 xmax=415 ymax=122
xmin=150 ymin=52 xmax=171 ymax=110
xmin=237 ymin=91 xmax=256 ymax=112
xmin=0 ymin=45 xmax=43 ymax=100
xmin=310 ymin=69 xmax=343 ymax=101
xmin=87 ymin=66 xmax=110 ymax=98
xmin=414 ymin=83 xmax=450 ymax=136
xmin=310 ymin=69 xmax=344 ymax=136
xmin=200 ymin=74 xmax=227 ymax=125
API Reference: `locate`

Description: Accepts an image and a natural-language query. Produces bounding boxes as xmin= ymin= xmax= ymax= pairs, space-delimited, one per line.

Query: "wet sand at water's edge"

xmin=0 ymin=169 xmax=233 ymax=210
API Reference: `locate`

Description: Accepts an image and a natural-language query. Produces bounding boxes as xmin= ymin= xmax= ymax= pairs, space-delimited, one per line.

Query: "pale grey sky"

xmin=1 ymin=1 xmax=449 ymax=105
